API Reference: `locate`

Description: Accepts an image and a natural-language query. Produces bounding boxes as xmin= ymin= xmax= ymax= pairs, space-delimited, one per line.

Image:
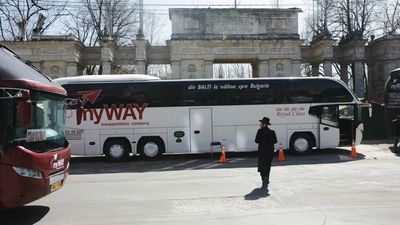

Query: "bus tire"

xmin=290 ymin=133 xmax=313 ymax=154
xmin=138 ymin=137 xmax=164 ymax=159
xmin=104 ymin=138 xmax=131 ymax=161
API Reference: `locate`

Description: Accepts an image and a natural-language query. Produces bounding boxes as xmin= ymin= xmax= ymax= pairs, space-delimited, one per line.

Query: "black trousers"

xmin=259 ymin=159 xmax=272 ymax=183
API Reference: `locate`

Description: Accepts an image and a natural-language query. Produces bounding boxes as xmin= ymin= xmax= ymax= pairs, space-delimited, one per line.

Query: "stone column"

xmin=170 ymin=60 xmax=181 ymax=79
xmin=204 ymin=60 xmax=214 ymax=79
xmin=323 ymin=60 xmax=333 ymax=77
xmin=312 ymin=64 xmax=319 ymax=76
xmin=354 ymin=61 xmax=364 ymax=98
xmin=291 ymin=60 xmax=302 ymax=76
xmin=66 ymin=62 xmax=78 ymax=77
xmin=340 ymin=63 xmax=348 ymax=85
xmin=102 ymin=62 xmax=112 ymax=75
xmin=133 ymin=39 xmax=150 ymax=75
xmin=258 ymin=60 xmax=269 ymax=77
xmin=136 ymin=60 xmax=147 ymax=74
xmin=100 ymin=36 xmax=115 ymax=75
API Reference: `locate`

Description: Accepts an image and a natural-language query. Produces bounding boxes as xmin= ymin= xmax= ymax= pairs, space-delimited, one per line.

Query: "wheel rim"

xmin=143 ymin=142 xmax=159 ymax=157
xmin=109 ymin=144 xmax=124 ymax=159
xmin=294 ymin=138 xmax=309 ymax=153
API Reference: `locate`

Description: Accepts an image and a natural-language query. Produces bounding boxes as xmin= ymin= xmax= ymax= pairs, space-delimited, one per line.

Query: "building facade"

xmin=1 ymin=8 xmax=400 ymax=102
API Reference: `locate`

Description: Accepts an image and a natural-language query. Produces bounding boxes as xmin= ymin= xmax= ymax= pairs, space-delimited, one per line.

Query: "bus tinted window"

xmin=315 ymin=80 xmax=354 ymax=103
xmin=63 ymin=78 xmax=354 ymax=108
xmin=283 ymin=80 xmax=314 ymax=103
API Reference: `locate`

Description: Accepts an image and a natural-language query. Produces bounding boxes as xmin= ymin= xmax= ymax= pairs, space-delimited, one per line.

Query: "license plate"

xmin=50 ymin=180 xmax=62 ymax=192
xmin=50 ymin=170 xmax=64 ymax=185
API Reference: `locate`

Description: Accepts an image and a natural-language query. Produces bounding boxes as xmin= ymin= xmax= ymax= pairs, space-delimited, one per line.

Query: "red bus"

xmin=0 ymin=44 xmax=71 ymax=208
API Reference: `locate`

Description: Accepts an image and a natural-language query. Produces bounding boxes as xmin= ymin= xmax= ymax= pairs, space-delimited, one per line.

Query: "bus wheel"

xmin=290 ymin=134 xmax=312 ymax=154
xmin=104 ymin=139 xmax=130 ymax=161
xmin=139 ymin=138 xmax=164 ymax=159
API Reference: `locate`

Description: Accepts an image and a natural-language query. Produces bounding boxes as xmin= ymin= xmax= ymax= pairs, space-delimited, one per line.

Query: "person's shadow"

xmin=244 ymin=187 xmax=270 ymax=200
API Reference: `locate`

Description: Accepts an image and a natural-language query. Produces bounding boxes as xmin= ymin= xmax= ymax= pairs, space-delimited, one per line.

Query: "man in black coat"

xmin=255 ymin=117 xmax=277 ymax=189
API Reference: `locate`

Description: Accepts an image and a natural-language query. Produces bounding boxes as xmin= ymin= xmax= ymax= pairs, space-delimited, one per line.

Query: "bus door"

xmin=319 ymin=106 xmax=340 ymax=149
xmin=190 ymin=108 xmax=212 ymax=153
xmin=338 ymin=105 xmax=356 ymax=146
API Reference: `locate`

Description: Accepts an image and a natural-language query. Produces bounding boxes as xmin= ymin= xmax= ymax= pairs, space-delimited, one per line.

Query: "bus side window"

xmin=321 ymin=106 xmax=338 ymax=127
xmin=309 ymin=106 xmax=319 ymax=117
xmin=339 ymin=105 xmax=354 ymax=120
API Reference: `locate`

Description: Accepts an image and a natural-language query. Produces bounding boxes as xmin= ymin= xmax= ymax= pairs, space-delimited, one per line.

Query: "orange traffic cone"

xmin=278 ymin=143 xmax=285 ymax=161
xmin=351 ymin=140 xmax=358 ymax=158
xmin=218 ymin=144 xmax=227 ymax=163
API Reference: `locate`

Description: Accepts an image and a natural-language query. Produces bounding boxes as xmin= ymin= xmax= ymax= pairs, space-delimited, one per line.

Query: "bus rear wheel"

xmin=104 ymin=139 xmax=131 ymax=161
xmin=139 ymin=138 xmax=164 ymax=159
xmin=290 ymin=134 xmax=312 ymax=154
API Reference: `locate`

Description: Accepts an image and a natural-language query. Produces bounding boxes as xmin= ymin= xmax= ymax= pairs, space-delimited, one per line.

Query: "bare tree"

xmin=0 ymin=0 xmax=67 ymax=41
xmin=64 ymin=0 xmax=139 ymax=46
xmin=314 ymin=0 xmax=336 ymax=40
xmin=381 ymin=0 xmax=400 ymax=35
xmin=334 ymin=0 xmax=378 ymax=41
xmin=143 ymin=11 xmax=167 ymax=46
xmin=213 ymin=64 xmax=251 ymax=79
xmin=144 ymin=11 xmax=170 ymax=77
xmin=63 ymin=0 xmax=139 ymax=74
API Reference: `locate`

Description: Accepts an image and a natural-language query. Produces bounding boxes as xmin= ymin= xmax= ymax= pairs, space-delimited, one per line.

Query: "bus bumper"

xmin=0 ymin=144 xmax=70 ymax=209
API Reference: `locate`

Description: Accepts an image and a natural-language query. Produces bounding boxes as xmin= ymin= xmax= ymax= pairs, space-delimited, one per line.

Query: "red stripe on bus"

xmin=0 ymin=79 xmax=66 ymax=96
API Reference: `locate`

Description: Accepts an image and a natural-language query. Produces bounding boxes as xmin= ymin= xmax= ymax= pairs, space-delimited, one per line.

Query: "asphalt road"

xmin=2 ymin=140 xmax=400 ymax=225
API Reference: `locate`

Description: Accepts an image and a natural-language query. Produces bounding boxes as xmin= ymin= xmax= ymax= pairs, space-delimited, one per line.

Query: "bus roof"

xmin=391 ymin=68 xmax=400 ymax=74
xmin=0 ymin=44 xmax=66 ymax=96
xmin=54 ymin=74 xmax=161 ymax=85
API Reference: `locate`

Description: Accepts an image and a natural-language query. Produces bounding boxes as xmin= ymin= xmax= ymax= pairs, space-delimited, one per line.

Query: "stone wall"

xmin=2 ymin=8 xmax=400 ymax=102
xmin=169 ymin=8 xmax=300 ymax=40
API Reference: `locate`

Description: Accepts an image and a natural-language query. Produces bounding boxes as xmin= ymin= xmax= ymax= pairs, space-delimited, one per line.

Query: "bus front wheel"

xmin=104 ymin=138 xmax=131 ymax=161
xmin=290 ymin=133 xmax=312 ymax=154
xmin=139 ymin=138 xmax=164 ymax=159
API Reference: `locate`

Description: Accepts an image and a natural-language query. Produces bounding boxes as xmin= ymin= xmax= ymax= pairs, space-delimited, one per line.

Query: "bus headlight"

xmin=12 ymin=166 xmax=43 ymax=179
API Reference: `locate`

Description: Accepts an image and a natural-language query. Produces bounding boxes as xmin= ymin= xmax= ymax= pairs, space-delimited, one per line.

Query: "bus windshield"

xmin=11 ymin=91 xmax=66 ymax=153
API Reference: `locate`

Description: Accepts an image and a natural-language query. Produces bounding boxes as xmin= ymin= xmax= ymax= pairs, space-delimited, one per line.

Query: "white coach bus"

xmin=55 ymin=75 xmax=365 ymax=161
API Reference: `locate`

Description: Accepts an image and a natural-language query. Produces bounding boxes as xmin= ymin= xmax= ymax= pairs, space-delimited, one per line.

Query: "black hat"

xmin=259 ymin=117 xmax=271 ymax=125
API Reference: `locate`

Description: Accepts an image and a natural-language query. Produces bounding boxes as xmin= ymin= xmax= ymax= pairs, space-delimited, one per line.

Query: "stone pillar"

xmin=204 ymin=60 xmax=214 ymax=78
xmin=133 ymin=39 xmax=150 ymax=75
xmin=66 ymin=62 xmax=78 ymax=77
xmin=77 ymin=64 xmax=84 ymax=76
xmin=354 ymin=61 xmax=364 ymax=98
xmin=291 ymin=60 xmax=302 ymax=76
xmin=101 ymin=62 xmax=112 ymax=75
xmin=340 ymin=63 xmax=348 ymax=85
xmin=171 ymin=60 xmax=181 ymax=79
xmin=258 ymin=60 xmax=269 ymax=77
xmin=312 ymin=64 xmax=319 ymax=76
xmin=136 ymin=60 xmax=147 ymax=74
xmin=100 ymin=36 xmax=115 ymax=75
xmin=323 ymin=60 xmax=333 ymax=77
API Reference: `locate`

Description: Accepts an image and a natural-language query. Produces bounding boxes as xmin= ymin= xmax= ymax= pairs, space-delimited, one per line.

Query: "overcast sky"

xmin=142 ymin=0 xmax=313 ymax=44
